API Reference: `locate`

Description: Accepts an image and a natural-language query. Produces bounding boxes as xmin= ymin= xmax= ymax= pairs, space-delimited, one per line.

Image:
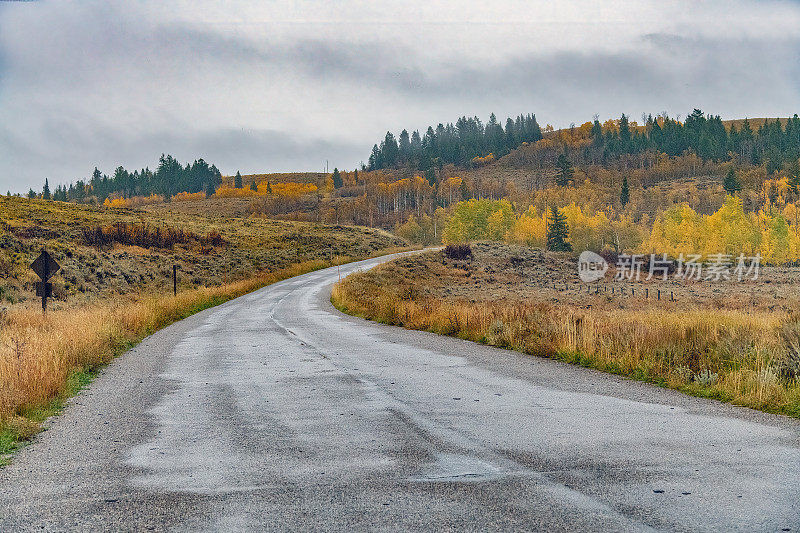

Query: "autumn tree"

xmin=555 ymin=152 xmax=574 ymax=187
xmin=620 ymin=176 xmax=629 ymax=206
xmin=234 ymin=171 xmax=243 ymax=189
xmin=442 ymin=199 xmax=513 ymax=243
xmin=546 ymin=206 xmax=572 ymax=251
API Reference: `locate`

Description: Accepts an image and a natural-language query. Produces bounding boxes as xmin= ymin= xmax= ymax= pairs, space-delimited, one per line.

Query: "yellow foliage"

xmin=215 ymin=182 xmax=318 ymax=199
xmin=442 ymin=198 xmax=514 ymax=243
xmin=761 ymin=176 xmax=790 ymax=207
xmin=103 ymin=194 xmax=164 ymax=208
xmin=509 ymin=206 xmax=547 ymax=247
xmin=641 ymin=195 xmax=800 ymax=263
xmin=171 ymin=191 xmax=206 ymax=202
xmin=265 ymin=182 xmax=318 ymax=198
xmin=561 ymin=203 xmax=614 ymax=252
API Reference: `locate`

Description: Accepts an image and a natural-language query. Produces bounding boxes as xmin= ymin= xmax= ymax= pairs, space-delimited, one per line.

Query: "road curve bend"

xmin=0 ymin=252 xmax=798 ymax=532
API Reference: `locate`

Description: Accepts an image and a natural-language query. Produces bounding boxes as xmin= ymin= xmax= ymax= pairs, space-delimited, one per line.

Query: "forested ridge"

xmin=368 ymin=109 xmax=800 ymax=174
xmin=367 ymin=113 xmax=544 ymax=171
xmin=18 ymin=108 xmax=800 ymax=264
xmin=27 ymin=154 xmax=223 ymax=204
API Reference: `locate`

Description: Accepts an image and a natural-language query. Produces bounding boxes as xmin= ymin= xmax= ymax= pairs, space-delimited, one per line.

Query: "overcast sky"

xmin=1 ymin=0 xmax=799 ymax=193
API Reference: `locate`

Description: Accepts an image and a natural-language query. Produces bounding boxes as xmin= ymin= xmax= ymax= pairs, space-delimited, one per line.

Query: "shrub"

xmin=0 ymin=251 xmax=13 ymax=279
xmin=82 ymin=222 xmax=225 ymax=250
xmin=444 ymin=243 xmax=472 ymax=260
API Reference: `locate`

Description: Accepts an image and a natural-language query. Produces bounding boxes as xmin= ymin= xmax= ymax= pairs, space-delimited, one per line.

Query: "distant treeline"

xmin=368 ymin=109 xmax=800 ymax=175
xmin=592 ymin=110 xmax=800 ymax=171
xmin=367 ymin=113 xmax=544 ymax=172
xmin=43 ymin=154 xmax=223 ymax=203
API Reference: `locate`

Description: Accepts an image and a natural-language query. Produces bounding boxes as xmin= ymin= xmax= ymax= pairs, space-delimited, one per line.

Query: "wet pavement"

xmin=0 ymin=252 xmax=798 ymax=531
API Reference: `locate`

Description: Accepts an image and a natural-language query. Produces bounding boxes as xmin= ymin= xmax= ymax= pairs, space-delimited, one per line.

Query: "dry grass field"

xmin=0 ymin=196 xmax=407 ymax=458
xmin=332 ymin=242 xmax=800 ymax=417
xmin=0 ymin=195 xmax=403 ymax=308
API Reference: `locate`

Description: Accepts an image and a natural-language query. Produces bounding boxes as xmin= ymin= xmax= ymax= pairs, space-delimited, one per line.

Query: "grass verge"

xmin=332 ymin=263 xmax=800 ymax=418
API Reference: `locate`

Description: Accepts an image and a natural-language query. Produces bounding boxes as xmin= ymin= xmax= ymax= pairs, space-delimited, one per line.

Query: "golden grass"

xmin=332 ymin=268 xmax=800 ymax=417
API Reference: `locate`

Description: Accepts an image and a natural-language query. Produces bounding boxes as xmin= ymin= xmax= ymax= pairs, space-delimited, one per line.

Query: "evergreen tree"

xmin=789 ymin=159 xmax=800 ymax=194
xmin=54 ymin=185 xmax=68 ymax=202
xmin=591 ymin=119 xmax=603 ymax=147
xmin=234 ymin=171 xmax=243 ymax=189
xmin=27 ymin=189 xmax=36 ymax=199
xmin=398 ymin=129 xmax=411 ymax=164
xmin=424 ymin=168 xmax=437 ymax=187
xmin=381 ymin=132 xmax=399 ymax=167
xmin=555 ymin=152 xmax=574 ymax=187
xmin=618 ymin=114 xmax=631 ymax=149
xmin=723 ymin=166 xmax=742 ymax=195
xmin=546 ymin=206 xmax=572 ymax=251
xmin=620 ymin=176 xmax=630 ymax=206
xmin=332 ymin=168 xmax=343 ymax=189
xmin=42 ymin=178 xmax=51 ymax=200
xmin=250 ymin=180 xmax=258 ymax=192
xmin=504 ymin=117 xmax=517 ymax=152
xmin=266 ymin=180 xmax=272 ymax=194
xmin=353 ymin=168 xmax=359 ymax=184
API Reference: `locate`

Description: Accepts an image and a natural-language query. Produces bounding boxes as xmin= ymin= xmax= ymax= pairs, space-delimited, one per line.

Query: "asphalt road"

xmin=1 ymin=252 xmax=799 ymax=532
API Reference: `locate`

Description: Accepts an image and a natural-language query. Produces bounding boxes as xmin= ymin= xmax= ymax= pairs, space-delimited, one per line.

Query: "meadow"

xmin=0 ymin=196 xmax=407 ymax=459
xmin=332 ymin=243 xmax=800 ymax=417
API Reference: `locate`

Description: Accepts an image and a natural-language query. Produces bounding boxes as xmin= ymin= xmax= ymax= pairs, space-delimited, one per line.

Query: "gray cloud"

xmin=1 ymin=1 xmax=800 ymax=193
xmin=0 ymin=121 xmax=363 ymax=189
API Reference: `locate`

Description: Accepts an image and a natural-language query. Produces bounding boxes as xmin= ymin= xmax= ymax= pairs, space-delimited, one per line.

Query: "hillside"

xmin=0 ymin=195 xmax=408 ymax=453
xmin=0 ymin=196 xmax=405 ymax=310
xmin=18 ymin=111 xmax=800 ymax=260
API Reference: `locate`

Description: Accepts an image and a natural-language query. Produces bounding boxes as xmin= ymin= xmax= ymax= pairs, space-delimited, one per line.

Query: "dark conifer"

xmin=547 ymin=206 xmax=572 ymax=252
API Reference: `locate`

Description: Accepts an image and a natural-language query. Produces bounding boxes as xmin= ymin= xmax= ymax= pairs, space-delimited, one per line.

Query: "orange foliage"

xmin=103 ymin=194 xmax=164 ymax=208
xmin=263 ymin=182 xmax=318 ymax=198
xmin=471 ymin=153 xmax=495 ymax=167
xmin=172 ymin=191 xmax=206 ymax=202
xmin=215 ymin=185 xmax=258 ymax=198
xmin=215 ymin=182 xmax=318 ymax=199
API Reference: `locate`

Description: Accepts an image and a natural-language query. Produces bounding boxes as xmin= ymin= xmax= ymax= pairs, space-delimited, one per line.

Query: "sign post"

xmin=173 ymin=264 xmax=178 ymax=296
xmin=31 ymin=250 xmax=60 ymax=315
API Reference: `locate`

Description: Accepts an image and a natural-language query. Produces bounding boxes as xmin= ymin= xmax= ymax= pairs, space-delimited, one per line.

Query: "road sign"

xmin=31 ymin=250 xmax=60 ymax=314
xmin=35 ymin=282 xmax=52 ymax=298
xmin=31 ymin=251 xmax=60 ymax=281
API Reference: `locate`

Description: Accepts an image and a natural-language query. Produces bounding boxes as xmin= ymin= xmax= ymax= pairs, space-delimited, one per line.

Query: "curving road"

xmin=1 ymin=252 xmax=799 ymax=532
